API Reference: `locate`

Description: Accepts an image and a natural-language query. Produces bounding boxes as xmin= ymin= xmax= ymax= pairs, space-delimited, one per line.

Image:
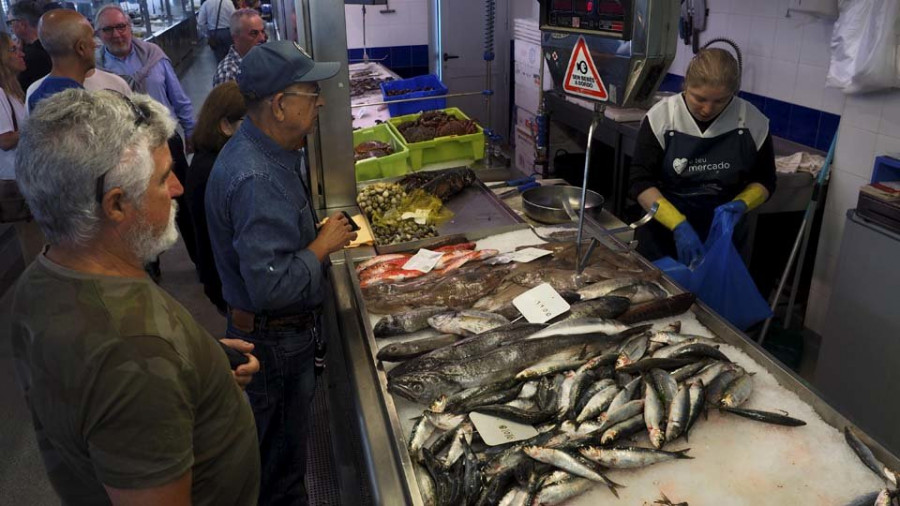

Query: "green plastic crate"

xmin=387 ymin=107 xmax=485 ymax=170
xmin=353 ymin=123 xmax=411 ymax=182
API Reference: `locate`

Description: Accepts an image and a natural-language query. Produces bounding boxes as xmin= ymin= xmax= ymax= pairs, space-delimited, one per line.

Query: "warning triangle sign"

xmin=563 ymin=36 xmax=609 ymax=101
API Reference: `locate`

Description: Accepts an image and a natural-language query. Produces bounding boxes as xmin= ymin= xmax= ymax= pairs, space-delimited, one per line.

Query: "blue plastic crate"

xmin=871 ymin=155 xmax=900 ymax=184
xmin=380 ymin=74 xmax=448 ymax=117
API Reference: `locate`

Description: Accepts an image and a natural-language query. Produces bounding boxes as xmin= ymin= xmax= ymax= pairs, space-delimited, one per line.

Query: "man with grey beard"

xmin=10 ymin=89 xmax=260 ymax=505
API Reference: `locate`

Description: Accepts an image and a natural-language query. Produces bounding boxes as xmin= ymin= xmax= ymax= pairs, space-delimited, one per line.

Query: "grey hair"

xmin=230 ymin=8 xmax=261 ymax=37
xmin=94 ymin=4 xmax=130 ymax=28
xmin=16 ymin=89 xmax=176 ymax=247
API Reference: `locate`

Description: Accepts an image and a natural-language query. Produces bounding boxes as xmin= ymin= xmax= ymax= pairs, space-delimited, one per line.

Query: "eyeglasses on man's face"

xmin=96 ymin=92 xmax=150 ymax=204
xmin=99 ymin=23 xmax=129 ymax=35
xmin=281 ymin=84 xmax=321 ymax=100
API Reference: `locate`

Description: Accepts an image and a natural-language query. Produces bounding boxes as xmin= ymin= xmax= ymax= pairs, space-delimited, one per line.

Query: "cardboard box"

xmin=515 ymin=127 xmax=537 ymax=174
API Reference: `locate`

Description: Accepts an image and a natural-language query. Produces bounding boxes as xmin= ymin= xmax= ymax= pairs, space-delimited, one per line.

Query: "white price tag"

xmin=470 ymin=412 xmax=539 ymax=446
xmin=507 ymin=247 xmax=553 ymax=263
xmin=400 ymin=208 xmax=430 ymax=225
xmin=401 ymin=249 xmax=444 ymax=273
xmin=513 ymin=283 xmax=571 ymax=323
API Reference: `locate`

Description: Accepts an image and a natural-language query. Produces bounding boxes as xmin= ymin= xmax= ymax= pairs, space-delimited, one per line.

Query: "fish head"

xmin=388 ymin=371 xmax=460 ymax=404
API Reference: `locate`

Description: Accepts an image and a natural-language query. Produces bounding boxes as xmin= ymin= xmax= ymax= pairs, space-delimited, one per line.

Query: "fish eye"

xmin=412 ymin=383 xmax=423 ymax=392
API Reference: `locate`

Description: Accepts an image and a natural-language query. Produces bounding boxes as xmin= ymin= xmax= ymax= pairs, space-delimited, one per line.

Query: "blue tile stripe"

xmin=348 ymin=44 xmax=430 ymax=71
xmin=656 ymin=73 xmax=840 ymax=151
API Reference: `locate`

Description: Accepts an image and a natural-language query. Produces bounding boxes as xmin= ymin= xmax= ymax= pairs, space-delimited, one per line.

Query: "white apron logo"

xmin=673 ymin=158 xmax=688 ymax=174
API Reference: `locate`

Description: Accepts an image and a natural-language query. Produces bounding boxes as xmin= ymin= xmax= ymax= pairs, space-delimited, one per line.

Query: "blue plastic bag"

xmin=654 ymin=209 xmax=772 ymax=330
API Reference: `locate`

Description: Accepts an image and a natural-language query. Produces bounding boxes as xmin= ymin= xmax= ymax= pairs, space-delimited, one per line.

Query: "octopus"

xmin=354 ymin=140 xmax=394 ymax=161
xmin=396 ymin=111 xmax=479 ymax=144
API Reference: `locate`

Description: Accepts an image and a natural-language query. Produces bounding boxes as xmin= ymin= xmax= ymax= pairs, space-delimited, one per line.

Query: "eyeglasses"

xmin=281 ymin=84 xmax=321 ymax=100
xmin=99 ymin=23 xmax=129 ymax=34
xmin=96 ymin=92 xmax=150 ymax=204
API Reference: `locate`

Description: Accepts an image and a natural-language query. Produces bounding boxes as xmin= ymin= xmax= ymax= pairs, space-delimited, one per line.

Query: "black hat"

xmin=237 ymin=40 xmax=340 ymax=100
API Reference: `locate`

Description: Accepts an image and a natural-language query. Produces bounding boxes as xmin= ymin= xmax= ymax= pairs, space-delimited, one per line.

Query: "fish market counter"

xmin=323 ymin=214 xmax=900 ymax=505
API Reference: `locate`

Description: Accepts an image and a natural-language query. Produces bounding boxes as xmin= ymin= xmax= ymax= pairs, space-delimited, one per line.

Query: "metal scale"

xmin=538 ymin=0 xmax=680 ymax=272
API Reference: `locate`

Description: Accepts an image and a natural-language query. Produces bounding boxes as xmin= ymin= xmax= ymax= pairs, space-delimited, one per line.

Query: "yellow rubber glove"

xmin=733 ymin=184 xmax=767 ymax=211
xmin=653 ymin=197 xmax=687 ymax=231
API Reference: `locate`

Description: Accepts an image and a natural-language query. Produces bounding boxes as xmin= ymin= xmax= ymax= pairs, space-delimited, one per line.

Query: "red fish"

xmin=356 ymin=253 xmax=411 ymax=273
xmin=433 ymin=242 xmax=476 ymax=253
xmin=435 ymin=249 xmax=499 ymax=273
xmin=359 ymin=268 xmax=427 ymax=288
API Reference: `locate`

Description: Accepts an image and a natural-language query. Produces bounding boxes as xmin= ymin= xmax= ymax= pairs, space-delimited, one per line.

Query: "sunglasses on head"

xmin=96 ymin=92 xmax=150 ymax=204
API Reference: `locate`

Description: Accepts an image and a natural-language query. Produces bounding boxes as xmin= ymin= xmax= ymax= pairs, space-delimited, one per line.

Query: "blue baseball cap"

xmin=237 ymin=40 xmax=340 ymax=100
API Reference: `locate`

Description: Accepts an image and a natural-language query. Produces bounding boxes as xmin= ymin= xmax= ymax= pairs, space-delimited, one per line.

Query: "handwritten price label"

xmin=512 ymin=283 xmax=571 ymax=323
xmin=507 ymin=247 xmax=553 ymax=263
xmin=401 ymin=249 xmax=444 ymax=273
xmin=470 ymin=412 xmax=538 ymax=446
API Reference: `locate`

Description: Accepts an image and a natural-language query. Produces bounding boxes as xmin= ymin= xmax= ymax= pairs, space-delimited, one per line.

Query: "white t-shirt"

xmin=25 ymin=70 xmax=133 ymax=114
xmin=0 ymin=87 xmax=26 ymax=180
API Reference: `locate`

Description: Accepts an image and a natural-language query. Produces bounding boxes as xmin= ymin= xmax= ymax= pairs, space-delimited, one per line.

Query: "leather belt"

xmin=229 ymin=307 xmax=318 ymax=334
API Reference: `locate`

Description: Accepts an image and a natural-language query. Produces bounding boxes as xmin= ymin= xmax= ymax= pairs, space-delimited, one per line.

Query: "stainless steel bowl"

xmin=521 ymin=186 xmax=605 ymax=224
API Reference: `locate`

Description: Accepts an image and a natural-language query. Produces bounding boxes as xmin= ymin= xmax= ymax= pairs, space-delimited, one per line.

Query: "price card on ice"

xmin=470 ymin=412 xmax=538 ymax=446
xmin=506 ymin=247 xmax=553 ymax=263
xmin=512 ymin=282 xmax=570 ymax=323
xmin=401 ymin=248 xmax=444 ymax=273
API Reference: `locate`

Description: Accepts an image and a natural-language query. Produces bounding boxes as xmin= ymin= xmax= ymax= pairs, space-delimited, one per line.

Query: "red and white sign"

xmin=563 ymin=36 xmax=609 ymax=101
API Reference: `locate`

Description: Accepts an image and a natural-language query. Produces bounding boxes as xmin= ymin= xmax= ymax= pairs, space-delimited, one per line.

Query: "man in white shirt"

xmin=198 ymin=0 xmax=235 ymax=62
xmin=26 ymin=68 xmax=132 ymax=108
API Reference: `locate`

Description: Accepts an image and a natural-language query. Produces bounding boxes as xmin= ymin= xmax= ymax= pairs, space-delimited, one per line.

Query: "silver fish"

xmin=608 ymin=281 xmax=668 ymax=303
xmin=576 ymin=278 xmax=648 ymax=301
xmin=574 ymin=379 xmax=617 ymax=415
xmin=555 ymin=296 xmax=632 ymax=322
xmin=557 ymin=371 xmax=578 ymax=419
xmin=685 ymin=379 xmax=706 ymax=439
xmin=424 ymin=411 xmax=467 ymax=431
xmin=577 ymin=421 xmax=605 ymax=435
xmin=576 ymin=385 xmax=619 ymax=422
xmin=647 ymin=368 xmax=679 ymax=408
xmin=579 ymin=446 xmax=692 ymax=469
xmin=409 ymin=416 xmax=434 ymax=461
xmin=522 ymin=446 xmax=621 ymax=497
xmin=428 ymin=310 xmax=509 ymax=336
xmin=644 ymin=377 xmax=667 ymax=449
xmin=505 ymin=398 xmax=538 ymax=411
xmin=373 ymin=307 xmax=451 ymax=337
xmin=598 ymin=399 xmax=645 ymax=432
xmin=666 ymin=383 xmax=691 ymax=442
xmin=691 ymin=360 xmax=737 ymax=386
xmin=376 ymin=334 xmax=461 ymax=362
xmin=844 ymin=426 xmax=899 ymax=487
xmin=671 ymin=359 xmax=713 ymax=383
xmin=601 ymin=413 xmax=645 ymax=445
xmin=608 ymin=376 xmax=642 ymax=413
xmin=653 ymin=341 xmax=729 ymax=361
xmin=616 ymin=332 xmax=650 ymax=369
xmin=650 ymin=331 xmax=719 ymax=346
xmin=706 ymin=368 xmax=745 ymax=406
xmin=532 ymin=477 xmax=594 ymax=505
xmin=527 ymin=317 xmax=631 ymax=339
xmin=443 ymin=421 xmax=474 ymax=467
xmin=414 ymin=463 xmax=437 ymax=506
xmin=720 ymin=373 xmax=753 ymax=408
xmin=519 ymin=380 xmax=539 ymax=399
xmin=498 ymin=486 xmax=529 ymax=506
xmin=516 ymin=358 xmax=586 ymax=380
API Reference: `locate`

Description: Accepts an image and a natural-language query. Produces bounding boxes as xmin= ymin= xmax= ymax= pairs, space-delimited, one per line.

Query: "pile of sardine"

xmin=844 ymin=427 xmax=900 ymax=506
xmin=359 ymin=241 xmax=808 ymax=505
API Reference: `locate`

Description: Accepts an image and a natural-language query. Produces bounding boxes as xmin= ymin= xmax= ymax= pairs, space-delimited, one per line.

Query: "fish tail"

xmin=674 ymin=448 xmax=693 ymax=459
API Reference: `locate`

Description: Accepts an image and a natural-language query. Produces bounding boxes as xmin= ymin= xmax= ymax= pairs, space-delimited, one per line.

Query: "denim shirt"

xmin=205 ymin=119 xmax=323 ymax=314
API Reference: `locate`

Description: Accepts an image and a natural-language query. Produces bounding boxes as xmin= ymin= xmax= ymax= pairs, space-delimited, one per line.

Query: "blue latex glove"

xmin=715 ymin=200 xmax=748 ymax=216
xmin=709 ymin=200 xmax=748 ymax=243
xmin=673 ymin=221 xmax=705 ymax=268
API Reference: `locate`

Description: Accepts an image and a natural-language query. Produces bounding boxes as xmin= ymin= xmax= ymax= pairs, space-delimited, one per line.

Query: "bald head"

xmin=39 ymin=10 xmax=93 ymax=58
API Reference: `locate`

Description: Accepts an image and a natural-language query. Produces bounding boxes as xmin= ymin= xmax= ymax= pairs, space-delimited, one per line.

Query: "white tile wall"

xmin=345 ymin=0 xmax=429 ymax=49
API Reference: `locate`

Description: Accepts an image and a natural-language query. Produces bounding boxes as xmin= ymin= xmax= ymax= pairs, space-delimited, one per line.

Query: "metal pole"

xmin=349 ymin=91 xmax=485 ymax=109
xmin=576 ymin=105 xmax=603 ymax=274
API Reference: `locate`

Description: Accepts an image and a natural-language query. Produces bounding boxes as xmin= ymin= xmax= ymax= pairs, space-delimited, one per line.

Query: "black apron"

xmin=636 ymin=98 xmax=758 ymax=260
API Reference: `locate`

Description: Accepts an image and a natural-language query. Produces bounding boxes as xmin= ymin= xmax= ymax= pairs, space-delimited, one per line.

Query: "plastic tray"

xmin=387 ymin=108 xmax=485 ymax=170
xmin=380 ymin=74 xmax=448 ymax=117
xmin=353 ymin=123 xmax=411 ymax=182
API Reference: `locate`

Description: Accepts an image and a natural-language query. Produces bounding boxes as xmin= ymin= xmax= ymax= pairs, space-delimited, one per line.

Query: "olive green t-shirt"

xmin=10 ymin=254 xmax=260 ymax=505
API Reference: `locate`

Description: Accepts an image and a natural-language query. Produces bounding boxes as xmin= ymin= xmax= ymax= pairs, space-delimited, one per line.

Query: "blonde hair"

xmin=0 ymin=33 xmax=25 ymax=103
xmin=684 ymin=48 xmax=740 ymax=94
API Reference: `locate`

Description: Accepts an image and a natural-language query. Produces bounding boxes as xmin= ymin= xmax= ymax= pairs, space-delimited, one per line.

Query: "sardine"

xmin=601 ymin=413 xmax=645 ymax=445
xmin=516 ymin=358 xmax=586 ymax=380
xmin=475 ymin=472 xmax=513 ymax=506
xmin=461 ymin=439 xmax=482 ymax=505
xmin=435 ymin=379 xmax=521 ymax=413
xmin=651 ymin=331 xmax=719 ymax=346
xmin=653 ymin=341 xmax=729 ymax=361
xmin=579 ymin=446 xmax=692 ymax=469
xmin=666 ymin=383 xmax=691 ymax=442
xmin=443 ymin=422 xmax=474 ymax=467
xmin=574 ymin=379 xmax=617 ymax=415
xmin=473 ymin=404 xmax=554 ymax=425
xmin=618 ymin=293 xmax=697 ymax=325
xmin=557 ymin=371 xmax=578 ymax=419
xmin=691 ymin=360 xmax=737 ymax=386
xmin=376 ymin=334 xmax=461 ymax=362
xmin=685 ymin=379 xmax=706 ymax=439
xmin=719 ymin=373 xmax=753 ymax=408
xmin=414 ymin=462 xmax=437 ymax=506
xmin=598 ymin=399 xmax=645 ymax=432
xmin=644 ymin=377 xmax=667 ymax=449
xmin=373 ymin=306 xmax=451 ymax=337
xmin=531 ymin=477 xmax=594 ymax=505
xmin=409 ymin=416 xmax=435 ymax=461
xmin=608 ymin=376 xmax=642 ymax=413
xmin=705 ymin=368 xmax=744 ymax=406
xmin=576 ymin=385 xmax=619 ymax=422
xmin=522 ymin=446 xmax=621 ymax=496
xmin=428 ymin=310 xmax=509 ymax=336
xmin=616 ymin=332 xmax=650 ymax=369
xmin=720 ymin=406 xmax=806 ymax=427
xmin=527 ymin=317 xmax=631 ymax=339
xmin=844 ymin=426 xmax=898 ymax=487
xmin=615 ymin=357 xmax=696 ymax=374
xmin=671 ymin=359 xmax=713 ymax=382
xmin=647 ymin=368 xmax=678 ymax=407
xmin=498 ymin=487 xmax=528 ymax=506
xmin=608 ymin=281 xmax=668 ymax=304
xmin=424 ymin=411 xmax=467 ymax=431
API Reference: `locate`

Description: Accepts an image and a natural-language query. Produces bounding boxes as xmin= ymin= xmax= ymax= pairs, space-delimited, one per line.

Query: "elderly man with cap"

xmin=27 ymin=9 xmax=95 ymax=111
xmin=205 ymin=41 xmax=355 ymax=505
xmin=12 ymin=88 xmax=261 ymax=505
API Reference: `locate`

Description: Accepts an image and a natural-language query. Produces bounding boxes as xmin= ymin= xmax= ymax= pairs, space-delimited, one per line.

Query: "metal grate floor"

xmin=307 ymin=377 xmax=343 ymax=505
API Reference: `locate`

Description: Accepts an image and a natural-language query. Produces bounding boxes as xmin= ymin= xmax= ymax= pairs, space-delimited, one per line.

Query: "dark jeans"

xmin=210 ymin=28 xmax=233 ymax=62
xmin=226 ymin=315 xmax=318 ymax=506
xmin=169 ymin=134 xmax=199 ymax=268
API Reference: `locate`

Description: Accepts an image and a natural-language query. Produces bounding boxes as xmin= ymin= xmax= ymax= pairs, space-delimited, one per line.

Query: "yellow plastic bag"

xmin=376 ymin=189 xmax=454 ymax=227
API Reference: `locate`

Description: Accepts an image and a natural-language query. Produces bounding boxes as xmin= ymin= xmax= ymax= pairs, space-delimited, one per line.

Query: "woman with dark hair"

xmin=187 ymin=81 xmax=246 ymax=313
xmin=0 ymin=32 xmax=43 ymax=264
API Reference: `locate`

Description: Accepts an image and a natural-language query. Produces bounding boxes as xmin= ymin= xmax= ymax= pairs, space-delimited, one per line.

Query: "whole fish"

xmin=433 ymin=241 xmax=476 ymax=252
xmin=498 ymin=487 xmax=528 ymax=506
xmin=615 ymin=357 xmax=696 ymax=374
xmin=652 ymin=341 xmax=729 ymax=361
xmin=665 ymin=383 xmax=691 ymax=442
xmin=576 ymin=278 xmax=649 ymax=301
xmin=554 ymin=296 xmax=632 ymax=322
xmin=472 ymin=282 xmax=530 ymax=314
xmin=608 ymin=376 xmax=642 ymax=413
xmin=576 ymin=385 xmax=619 ymax=422
xmin=374 ymin=306 xmax=451 ymax=337
xmin=527 ymin=317 xmax=631 ymax=340
xmin=651 ymin=331 xmax=719 ymax=346
xmin=365 ymin=266 xmax=510 ymax=314
xmin=522 ymin=446 xmax=621 ymax=496
xmin=360 ymin=267 xmax=429 ymax=287
xmin=473 ymin=404 xmax=554 ymax=425
xmin=720 ymin=406 xmax=806 ymax=427
xmin=423 ymin=411 xmax=467 ymax=431
xmin=536 ymin=374 xmax=565 ymax=414
xmin=616 ymin=332 xmax=650 ymax=369
xmin=443 ymin=422 xmax=474 ymax=467
xmin=691 ymin=360 xmax=737 ymax=387
xmin=376 ymin=334 xmax=461 ymax=362
xmin=601 ymin=413 xmax=645 ymax=445
xmin=508 ymin=267 xmax=612 ymax=292
xmin=432 ymin=379 xmax=521 ymax=413
xmin=685 ymin=379 xmax=706 ymax=439
xmin=505 ymin=398 xmax=537 ymax=411
xmin=461 ymin=440 xmax=481 ymax=505
xmin=516 ymin=358 xmax=586 ymax=380
xmin=706 ymin=368 xmax=745 ymax=406
xmin=598 ymin=399 xmax=645 ymax=432
xmin=356 ymin=253 xmax=410 ymax=273
xmin=647 ymin=368 xmax=679 ymax=407
xmin=428 ymin=310 xmax=509 ymax=336
xmin=608 ymin=281 xmax=668 ymax=304
xmin=644 ymin=377 xmax=667 ymax=449
xmin=574 ymin=379 xmax=617 ymax=415
xmin=408 ymin=416 xmax=434 ymax=461
xmin=436 ymin=248 xmax=498 ymax=273
xmin=671 ymin=359 xmax=713 ymax=383
xmin=579 ymin=446 xmax=692 ymax=469
xmin=358 ymin=257 xmax=412 ymax=283
xmin=844 ymin=426 xmax=899 ymax=487
xmin=618 ymin=293 xmax=697 ymax=325
xmin=719 ymin=373 xmax=753 ymax=408
xmin=556 ymin=371 xmax=578 ymax=419
xmin=531 ymin=477 xmax=594 ymax=505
